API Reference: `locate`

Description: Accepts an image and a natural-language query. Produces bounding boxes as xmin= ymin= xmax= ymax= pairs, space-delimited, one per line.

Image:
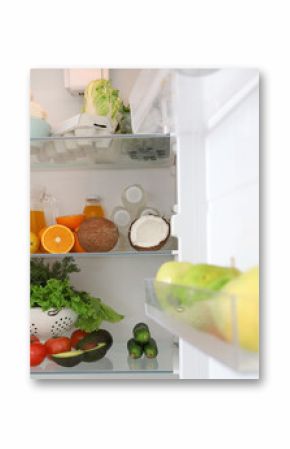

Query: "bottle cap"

xmin=86 ymin=195 xmax=102 ymax=202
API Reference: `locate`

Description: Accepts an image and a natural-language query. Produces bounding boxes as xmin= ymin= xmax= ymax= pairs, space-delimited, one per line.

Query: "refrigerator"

xmin=30 ymin=68 xmax=259 ymax=380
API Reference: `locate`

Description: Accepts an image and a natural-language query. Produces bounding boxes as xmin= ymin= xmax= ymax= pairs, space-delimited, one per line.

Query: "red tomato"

xmin=30 ymin=335 xmax=40 ymax=344
xmin=70 ymin=329 xmax=88 ymax=348
xmin=45 ymin=337 xmax=71 ymax=355
xmin=30 ymin=342 xmax=46 ymax=366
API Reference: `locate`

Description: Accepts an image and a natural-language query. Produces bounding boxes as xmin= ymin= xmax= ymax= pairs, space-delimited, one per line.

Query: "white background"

xmin=0 ymin=0 xmax=288 ymax=448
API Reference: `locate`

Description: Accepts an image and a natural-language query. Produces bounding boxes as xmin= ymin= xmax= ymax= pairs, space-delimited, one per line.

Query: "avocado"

xmin=76 ymin=329 xmax=113 ymax=351
xmin=133 ymin=323 xmax=150 ymax=344
xmin=51 ymin=350 xmax=84 ymax=367
xmin=82 ymin=343 xmax=107 ymax=362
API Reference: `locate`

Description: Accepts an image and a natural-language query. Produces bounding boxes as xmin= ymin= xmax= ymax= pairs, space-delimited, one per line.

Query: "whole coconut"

xmin=77 ymin=218 xmax=119 ymax=252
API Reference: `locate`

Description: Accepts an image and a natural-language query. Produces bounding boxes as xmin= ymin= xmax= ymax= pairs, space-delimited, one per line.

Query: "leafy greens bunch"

xmin=30 ymin=257 xmax=124 ymax=332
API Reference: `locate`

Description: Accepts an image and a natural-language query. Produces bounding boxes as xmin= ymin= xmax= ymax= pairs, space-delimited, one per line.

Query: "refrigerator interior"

xmin=30 ymin=69 xmax=179 ymax=379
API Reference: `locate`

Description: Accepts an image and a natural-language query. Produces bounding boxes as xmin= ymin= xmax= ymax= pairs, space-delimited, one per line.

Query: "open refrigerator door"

xmin=130 ymin=68 xmax=259 ymax=379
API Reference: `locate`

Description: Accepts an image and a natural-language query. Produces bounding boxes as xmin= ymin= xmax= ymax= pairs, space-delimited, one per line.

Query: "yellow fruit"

xmin=30 ymin=232 xmax=40 ymax=253
xmin=212 ymin=266 xmax=259 ymax=352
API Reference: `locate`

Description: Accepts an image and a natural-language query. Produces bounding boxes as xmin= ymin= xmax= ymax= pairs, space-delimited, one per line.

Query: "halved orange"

xmin=56 ymin=214 xmax=85 ymax=231
xmin=41 ymin=224 xmax=75 ymax=254
xmin=72 ymin=232 xmax=86 ymax=253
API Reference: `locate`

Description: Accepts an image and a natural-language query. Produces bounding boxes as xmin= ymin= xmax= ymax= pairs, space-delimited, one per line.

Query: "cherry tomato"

xmin=30 ymin=342 xmax=46 ymax=366
xmin=45 ymin=337 xmax=71 ymax=355
xmin=70 ymin=329 xmax=88 ymax=348
xmin=30 ymin=335 xmax=40 ymax=344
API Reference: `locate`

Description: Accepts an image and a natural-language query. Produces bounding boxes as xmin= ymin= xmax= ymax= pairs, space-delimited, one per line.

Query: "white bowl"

xmin=30 ymin=307 xmax=77 ymax=341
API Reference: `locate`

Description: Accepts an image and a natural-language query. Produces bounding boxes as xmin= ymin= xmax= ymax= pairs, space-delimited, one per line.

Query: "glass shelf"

xmin=30 ymin=134 xmax=174 ymax=170
xmin=145 ymin=279 xmax=259 ymax=374
xmin=30 ymin=341 xmax=178 ymax=379
xmin=30 ymin=249 xmax=178 ymax=259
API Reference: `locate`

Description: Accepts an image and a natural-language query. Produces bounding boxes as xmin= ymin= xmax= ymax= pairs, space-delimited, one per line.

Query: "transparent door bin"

xmin=30 ymin=134 xmax=173 ymax=170
xmin=145 ymin=279 xmax=259 ymax=373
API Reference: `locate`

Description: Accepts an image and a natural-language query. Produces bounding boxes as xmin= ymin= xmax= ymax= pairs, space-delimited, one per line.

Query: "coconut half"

xmin=129 ymin=215 xmax=170 ymax=251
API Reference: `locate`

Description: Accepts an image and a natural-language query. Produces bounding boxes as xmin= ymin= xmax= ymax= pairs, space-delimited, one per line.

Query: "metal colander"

xmin=30 ymin=307 xmax=77 ymax=341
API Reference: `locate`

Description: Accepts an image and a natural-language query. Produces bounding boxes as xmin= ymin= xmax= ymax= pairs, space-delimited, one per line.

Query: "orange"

xmin=30 ymin=232 xmax=40 ymax=254
xmin=72 ymin=232 xmax=86 ymax=253
xmin=56 ymin=214 xmax=85 ymax=231
xmin=41 ymin=225 xmax=75 ymax=254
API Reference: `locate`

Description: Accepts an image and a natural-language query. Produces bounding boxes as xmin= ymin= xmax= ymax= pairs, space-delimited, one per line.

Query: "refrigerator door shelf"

xmin=145 ymin=279 xmax=259 ymax=374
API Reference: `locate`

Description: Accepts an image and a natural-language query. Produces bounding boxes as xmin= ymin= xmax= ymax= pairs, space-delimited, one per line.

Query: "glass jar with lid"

xmin=83 ymin=195 xmax=105 ymax=218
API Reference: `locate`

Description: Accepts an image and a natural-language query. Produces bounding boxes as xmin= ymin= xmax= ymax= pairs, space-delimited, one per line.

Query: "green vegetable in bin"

xmin=127 ymin=338 xmax=143 ymax=359
xmin=133 ymin=322 xmax=151 ymax=344
xmin=143 ymin=338 xmax=158 ymax=359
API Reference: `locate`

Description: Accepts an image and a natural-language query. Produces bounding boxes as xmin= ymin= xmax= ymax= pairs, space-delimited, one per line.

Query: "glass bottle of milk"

xmin=121 ymin=184 xmax=147 ymax=218
xmin=110 ymin=206 xmax=132 ymax=251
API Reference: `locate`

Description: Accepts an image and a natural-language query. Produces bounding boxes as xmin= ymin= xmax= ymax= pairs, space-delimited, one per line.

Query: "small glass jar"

xmin=83 ymin=195 xmax=105 ymax=218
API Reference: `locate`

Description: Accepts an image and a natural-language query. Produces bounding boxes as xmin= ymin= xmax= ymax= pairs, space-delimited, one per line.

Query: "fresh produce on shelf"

xmin=30 ymin=341 xmax=47 ymax=366
xmin=129 ymin=215 xmax=170 ymax=251
xmin=72 ymin=232 xmax=86 ymax=253
xmin=82 ymin=343 xmax=107 ymax=362
xmin=143 ymin=338 xmax=158 ymax=359
xmin=133 ymin=322 xmax=151 ymax=344
xmin=51 ymin=350 xmax=84 ymax=367
xmin=76 ymin=329 xmax=113 ymax=351
xmin=77 ymin=217 xmax=119 ymax=252
xmin=127 ymin=338 xmax=144 ymax=359
xmin=127 ymin=323 xmax=159 ymax=360
xmin=30 ymin=231 xmax=40 ymax=254
xmin=156 ymin=262 xmax=240 ymax=292
xmin=211 ymin=266 xmax=259 ymax=352
xmin=50 ymin=341 xmax=108 ymax=367
xmin=45 ymin=336 xmax=71 ymax=355
xmin=155 ymin=262 xmax=241 ymax=307
xmin=40 ymin=224 xmax=75 ymax=254
xmin=70 ymin=329 xmax=88 ymax=349
xmin=56 ymin=214 xmax=85 ymax=231
xmin=31 ymin=257 xmax=80 ymax=287
xmin=82 ymin=79 xmax=128 ymax=131
xmin=30 ymin=257 xmax=124 ymax=333
xmin=30 ymin=335 xmax=40 ymax=344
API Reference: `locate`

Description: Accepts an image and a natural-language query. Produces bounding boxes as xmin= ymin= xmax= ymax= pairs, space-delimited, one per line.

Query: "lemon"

xmin=30 ymin=232 xmax=40 ymax=254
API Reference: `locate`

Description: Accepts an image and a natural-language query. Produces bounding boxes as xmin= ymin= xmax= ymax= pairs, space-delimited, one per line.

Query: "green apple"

xmin=154 ymin=262 xmax=241 ymax=330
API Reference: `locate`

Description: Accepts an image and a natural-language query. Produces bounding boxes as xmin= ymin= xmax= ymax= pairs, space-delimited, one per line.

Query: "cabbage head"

xmin=83 ymin=79 xmax=123 ymax=121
